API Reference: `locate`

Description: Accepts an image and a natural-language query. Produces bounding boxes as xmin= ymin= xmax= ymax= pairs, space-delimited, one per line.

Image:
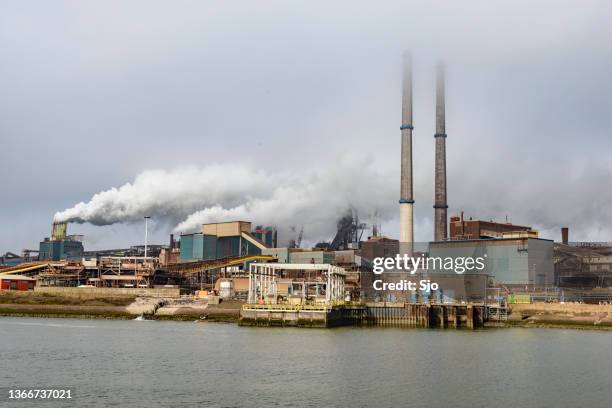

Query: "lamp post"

xmin=144 ymin=216 xmax=151 ymax=259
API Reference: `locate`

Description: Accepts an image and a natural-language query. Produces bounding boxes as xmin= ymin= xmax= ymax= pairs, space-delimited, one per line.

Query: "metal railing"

xmin=242 ymin=300 xmax=364 ymax=311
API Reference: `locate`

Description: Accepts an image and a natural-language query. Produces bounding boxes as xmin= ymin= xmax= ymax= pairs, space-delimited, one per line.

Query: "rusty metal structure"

xmin=165 ymin=254 xmax=274 ymax=290
xmin=555 ymin=243 xmax=612 ymax=288
xmin=449 ymin=213 xmax=535 ymax=240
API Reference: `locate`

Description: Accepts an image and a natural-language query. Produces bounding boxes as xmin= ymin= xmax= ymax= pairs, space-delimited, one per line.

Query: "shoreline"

xmin=0 ymin=303 xmax=241 ymax=322
xmin=2 ymin=303 xmax=612 ymax=331
xmin=3 ymin=291 xmax=612 ymax=330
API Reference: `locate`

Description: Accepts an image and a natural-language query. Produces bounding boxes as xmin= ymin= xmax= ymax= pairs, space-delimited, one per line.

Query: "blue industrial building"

xmin=38 ymin=221 xmax=84 ymax=261
xmin=179 ymin=221 xmax=269 ymax=262
xmin=39 ymin=238 xmax=84 ymax=261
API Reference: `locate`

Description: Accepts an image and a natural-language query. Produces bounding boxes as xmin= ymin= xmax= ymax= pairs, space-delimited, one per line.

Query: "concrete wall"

xmin=34 ymin=286 xmax=180 ymax=298
xmin=289 ymin=251 xmax=335 ymax=264
xmin=240 ymin=308 xmax=329 ymax=327
xmin=527 ymin=238 xmax=554 ymax=285
xmin=262 ymin=248 xmax=289 ymax=263
xmin=202 ymin=221 xmax=251 ymax=237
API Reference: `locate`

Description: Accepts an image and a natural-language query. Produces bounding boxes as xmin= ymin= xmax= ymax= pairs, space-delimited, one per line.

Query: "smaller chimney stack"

xmin=561 ymin=227 xmax=569 ymax=245
xmin=51 ymin=221 xmax=67 ymax=241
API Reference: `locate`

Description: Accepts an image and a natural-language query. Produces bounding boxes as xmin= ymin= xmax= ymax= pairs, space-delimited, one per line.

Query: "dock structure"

xmin=246 ymin=263 xmax=346 ymax=304
xmin=241 ymin=263 xmax=347 ymax=327
xmin=362 ymin=303 xmax=486 ymax=329
xmin=240 ymin=301 xmax=487 ymax=329
xmin=240 ymin=264 xmax=487 ymax=328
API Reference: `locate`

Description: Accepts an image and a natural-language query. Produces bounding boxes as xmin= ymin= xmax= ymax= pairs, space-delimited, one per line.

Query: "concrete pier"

xmin=239 ymin=303 xmax=487 ymax=329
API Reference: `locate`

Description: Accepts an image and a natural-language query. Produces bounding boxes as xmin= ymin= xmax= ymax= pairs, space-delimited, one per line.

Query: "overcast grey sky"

xmin=1 ymin=0 xmax=611 ymax=252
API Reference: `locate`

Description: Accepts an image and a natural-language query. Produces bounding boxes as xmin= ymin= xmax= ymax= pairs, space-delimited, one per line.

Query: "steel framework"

xmin=247 ymin=263 xmax=346 ymax=304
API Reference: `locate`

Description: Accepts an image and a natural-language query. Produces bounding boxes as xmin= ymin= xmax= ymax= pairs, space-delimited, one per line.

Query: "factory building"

xmin=180 ymin=221 xmax=269 ymax=262
xmin=261 ymin=247 xmax=334 ymax=264
xmin=428 ymin=238 xmax=554 ymax=286
xmin=360 ymin=236 xmax=399 ymax=260
xmin=0 ymin=274 xmax=36 ymax=291
xmin=288 ymin=250 xmax=335 ymax=264
xmin=554 ymin=243 xmax=612 ymax=288
xmin=159 ymin=247 xmax=180 ymax=266
xmin=260 ymin=247 xmax=372 ymax=299
xmin=0 ymin=252 xmax=24 ymax=267
xmin=251 ymin=226 xmax=277 ymax=248
xmin=38 ymin=222 xmax=84 ymax=261
xmin=39 ymin=238 xmax=84 ymax=261
xmin=449 ymin=213 xmax=536 ymax=240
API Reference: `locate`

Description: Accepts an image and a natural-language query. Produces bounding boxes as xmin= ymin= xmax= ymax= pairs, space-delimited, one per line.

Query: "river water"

xmin=0 ymin=317 xmax=611 ymax=407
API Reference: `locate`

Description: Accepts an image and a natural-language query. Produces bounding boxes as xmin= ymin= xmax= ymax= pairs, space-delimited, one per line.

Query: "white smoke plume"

xmin=54 ymin=159 xmax=396 ymax=245
xmin=54 ymin=165 xmax=277 ymax=226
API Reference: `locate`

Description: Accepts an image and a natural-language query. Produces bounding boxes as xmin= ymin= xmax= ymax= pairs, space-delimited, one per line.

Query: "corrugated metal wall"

xmin=180 ymin=233 xmax=262 ymax=262
xmin=203 ymin=235 xmax=217 ymax=260
xmin=192 ymin=234 xmax=204 ymax=259
xmin=180 ymin=234 xmax=194 ymax=262
xmin=216 ymin=236 xmax=240 ymax=258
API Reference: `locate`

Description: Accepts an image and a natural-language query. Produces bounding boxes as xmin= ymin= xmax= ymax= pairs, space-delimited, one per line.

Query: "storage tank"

xmin=219 ymin=280 xmax=234 ymax=299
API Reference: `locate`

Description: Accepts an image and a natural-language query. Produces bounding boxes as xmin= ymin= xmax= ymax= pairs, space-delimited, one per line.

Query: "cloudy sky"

xmin=1 ymin=0 xmax=611 ymax=253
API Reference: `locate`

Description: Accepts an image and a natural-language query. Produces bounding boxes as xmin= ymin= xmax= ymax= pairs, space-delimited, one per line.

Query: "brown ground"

xmin=155 ymin=299 xmax=243 ymax=321
xmin=506 ymin=302 xmax=612 ymax=329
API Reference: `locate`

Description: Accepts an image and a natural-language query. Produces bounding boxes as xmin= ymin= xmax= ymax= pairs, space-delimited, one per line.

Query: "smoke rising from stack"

xmin=54 ymin=165 xmax=276 ymax=226
xmin=54 ymin=159 xmax=396 ymax=245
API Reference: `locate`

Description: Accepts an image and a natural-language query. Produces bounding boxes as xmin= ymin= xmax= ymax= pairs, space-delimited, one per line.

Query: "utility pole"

xmin=144 ymin=216 xmax=151 ymax=259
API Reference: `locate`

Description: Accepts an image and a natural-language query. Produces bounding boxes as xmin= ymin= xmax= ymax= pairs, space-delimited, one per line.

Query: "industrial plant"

xmin=2 ymin=53 xmax=611 ymax=327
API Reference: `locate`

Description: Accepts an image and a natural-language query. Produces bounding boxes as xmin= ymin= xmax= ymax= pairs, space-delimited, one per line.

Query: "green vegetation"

xmin=0 ymin=307 xmax=134 ymax=319
xmin=0 ymin=291 xmax=136 ymax=306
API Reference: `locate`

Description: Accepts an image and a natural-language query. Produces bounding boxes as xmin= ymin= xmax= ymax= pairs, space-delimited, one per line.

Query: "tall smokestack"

xmin=399 ymin=51 xmax=414 ymax=253
xmin=433 ymin=62 xmax=448 ymax=241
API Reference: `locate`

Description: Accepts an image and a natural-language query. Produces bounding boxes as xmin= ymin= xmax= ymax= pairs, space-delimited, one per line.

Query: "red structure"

xmin=449 ymin=213 xmax=534 ymax=240
xmin=0 ymin=275 xmax=35 ymax=291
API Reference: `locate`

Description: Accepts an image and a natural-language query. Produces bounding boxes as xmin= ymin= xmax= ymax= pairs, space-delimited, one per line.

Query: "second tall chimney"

xmin=433 ymin=62 xmax=448 ymax=241
xmin=399 ymin=51 xmax=414 ymax=254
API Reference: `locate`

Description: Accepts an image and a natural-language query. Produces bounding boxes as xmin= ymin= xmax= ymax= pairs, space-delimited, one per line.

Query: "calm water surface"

xmin=0 ymin=317 xmax=611 ymax=407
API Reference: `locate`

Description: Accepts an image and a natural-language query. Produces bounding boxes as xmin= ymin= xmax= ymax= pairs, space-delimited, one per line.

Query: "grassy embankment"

xmin=0 ymin=291 xmax=136 ymax=319
xmin=0 ymin=291 xmax=243 ymax=322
